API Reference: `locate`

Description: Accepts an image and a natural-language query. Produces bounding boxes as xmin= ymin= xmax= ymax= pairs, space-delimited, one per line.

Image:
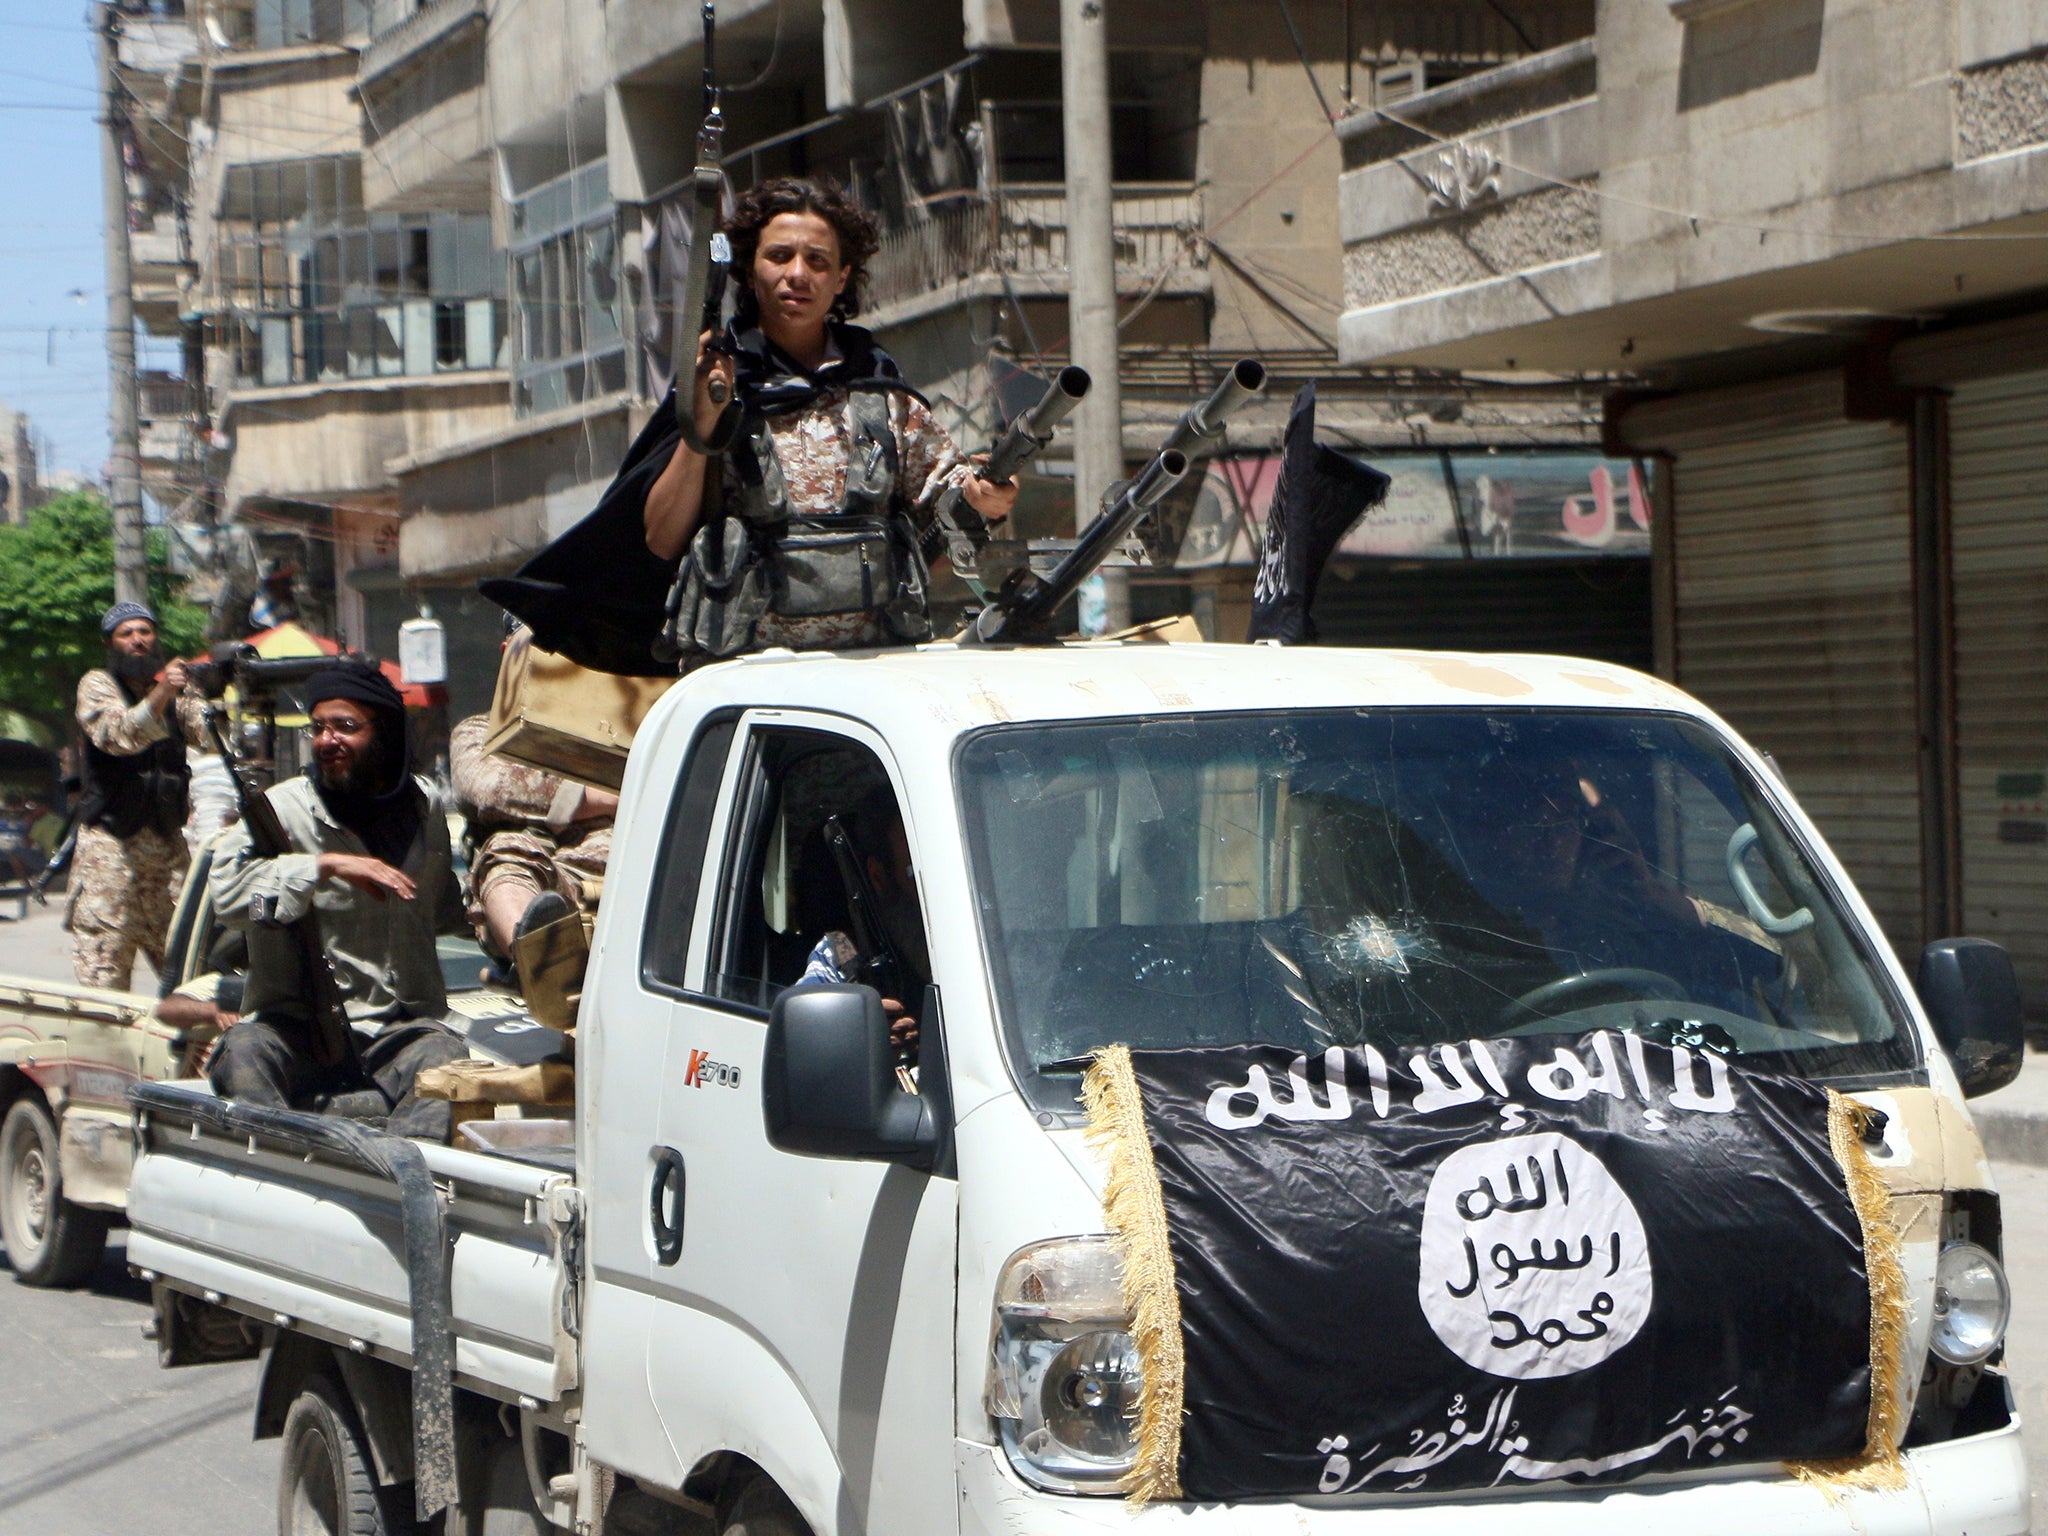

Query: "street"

xmin=2 ymin=899 xmax=2048 ymax=1530
xmin=0 ymin=904 xmax=269 ymax=1536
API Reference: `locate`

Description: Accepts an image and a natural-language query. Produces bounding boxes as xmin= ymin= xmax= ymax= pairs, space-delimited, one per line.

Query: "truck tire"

xmin=719 ymin=1480 xmax=809 ymax=1536
xmin=0 ymin=1094 xmax=110 ymax=1287
xmin=279 ymin=1376 xmax=415 ymax=1536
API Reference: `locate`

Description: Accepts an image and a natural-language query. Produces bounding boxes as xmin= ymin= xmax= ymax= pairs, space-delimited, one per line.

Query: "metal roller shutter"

xmin=1949 ymin=369 xmax=2048 ymax=1016
xmin=1672 ymin=420 xmax=1920 ymax=956
xmin=1311 ymin=558 xmax=1653 ymax=669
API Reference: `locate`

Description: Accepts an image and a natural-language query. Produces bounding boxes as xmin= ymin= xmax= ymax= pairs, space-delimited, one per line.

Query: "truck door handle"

xmin=650 ymin=1146 xmax=686 ymax=1266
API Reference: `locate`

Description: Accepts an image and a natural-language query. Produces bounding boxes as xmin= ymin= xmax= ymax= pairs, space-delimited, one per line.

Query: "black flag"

xmin=1246 ymin=381 xmax=1390 ymax=644
xmin=477 ymin=396 xmax=689 ymax=677
xmin=1086 ymin=1034 xmax=1901 ymax=1504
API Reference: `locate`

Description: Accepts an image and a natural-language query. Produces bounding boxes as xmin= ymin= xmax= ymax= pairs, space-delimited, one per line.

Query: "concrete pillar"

xmin=99 ymin=4 xmax=145 ymax=605
xmin=1061 ymin=0 xmax=1127 ymax=632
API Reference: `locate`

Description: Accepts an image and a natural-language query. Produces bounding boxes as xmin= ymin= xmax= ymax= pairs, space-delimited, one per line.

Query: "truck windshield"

xmin=956 ymin=709 xmax=1918 ymax=1104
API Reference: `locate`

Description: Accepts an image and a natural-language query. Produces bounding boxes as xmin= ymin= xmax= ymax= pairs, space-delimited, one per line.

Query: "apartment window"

xmin=218 ymin=156 xmax=505 ymax=388
xmin=509 ymin=159 xmax=626 ymax=416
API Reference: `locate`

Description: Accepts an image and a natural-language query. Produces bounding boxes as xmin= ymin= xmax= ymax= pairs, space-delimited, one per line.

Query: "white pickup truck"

xmin=126 ymin=642 xmax=2030 ymax=1536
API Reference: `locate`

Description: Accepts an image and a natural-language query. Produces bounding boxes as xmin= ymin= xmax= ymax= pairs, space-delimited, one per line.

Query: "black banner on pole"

xmin=1085 ymin=1033 xmax=1902 ymax=1503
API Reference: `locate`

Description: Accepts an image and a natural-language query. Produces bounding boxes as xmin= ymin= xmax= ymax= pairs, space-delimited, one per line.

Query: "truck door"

xmin=641 ymin=713 xmax=956 ymax=1534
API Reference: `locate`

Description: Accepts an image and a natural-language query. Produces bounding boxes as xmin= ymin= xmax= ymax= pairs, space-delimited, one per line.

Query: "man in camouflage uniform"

xmin=68 ymin=602 xmax=207 ymax=989
xmin=449 ymin=713 xmax=616 ymax=962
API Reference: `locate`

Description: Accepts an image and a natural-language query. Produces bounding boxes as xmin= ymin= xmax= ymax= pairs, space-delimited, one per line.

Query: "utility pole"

xmin=1060 ymin=0 xmax=1128 ymax=633
xmin=97 ymin=2 xmax=147 ymax=606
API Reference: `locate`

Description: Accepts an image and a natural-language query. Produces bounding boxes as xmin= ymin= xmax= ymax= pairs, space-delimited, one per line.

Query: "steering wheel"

xmin=1497 ymin=967 xmax=1689 ymax=1030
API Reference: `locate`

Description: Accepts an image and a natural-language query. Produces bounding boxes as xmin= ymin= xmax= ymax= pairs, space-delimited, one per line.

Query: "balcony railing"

xmin=863 ymin=183 xmax=1205 ymax=317
xmin=204 ymin=0 xmax=371 ymax=51
xmin=139 ymin=370 xmax=196 ymax=419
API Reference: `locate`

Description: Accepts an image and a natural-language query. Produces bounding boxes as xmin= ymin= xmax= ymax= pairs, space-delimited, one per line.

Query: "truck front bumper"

xmin=957 ymin=1412 xmax=2029 ymax=1535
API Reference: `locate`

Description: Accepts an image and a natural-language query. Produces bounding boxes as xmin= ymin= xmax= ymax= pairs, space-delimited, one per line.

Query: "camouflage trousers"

xmin=467 ymin=822 xmax=612 ymax=958
xmin=66 ymin=824 xmax=189 ymax=989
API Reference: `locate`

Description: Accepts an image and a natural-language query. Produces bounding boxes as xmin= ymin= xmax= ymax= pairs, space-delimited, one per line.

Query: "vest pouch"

xmin=881 ymin=511 xmax=933 ymax=641
xmin=769 ymin=520 xmax=898 ymax=618
xmin=669 ymin=518 xmax=769 ymax=659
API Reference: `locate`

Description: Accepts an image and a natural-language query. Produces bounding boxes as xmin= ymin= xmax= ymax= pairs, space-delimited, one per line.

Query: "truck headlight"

xmin=985 ymin=1236 xmax=1142 ymax=1494
xmin=1929 ymin=1241 xmax=2009 ymax=1365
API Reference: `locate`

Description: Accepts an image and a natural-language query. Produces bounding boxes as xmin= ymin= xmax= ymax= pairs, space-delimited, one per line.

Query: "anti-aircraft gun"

xmin=918 ymin=365 xmax=1092 ymax=594
xmin=964 ymin=358 xmax=1267 ymax=644
xmin=189 ymin=644 xmax=340 ymax=788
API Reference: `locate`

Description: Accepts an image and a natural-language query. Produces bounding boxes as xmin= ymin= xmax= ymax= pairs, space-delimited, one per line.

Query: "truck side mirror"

xmin=1916 ymin=938 xmax=2026 ymax=1099
xmin=762 ymin=984 xmax=936 ymax=1165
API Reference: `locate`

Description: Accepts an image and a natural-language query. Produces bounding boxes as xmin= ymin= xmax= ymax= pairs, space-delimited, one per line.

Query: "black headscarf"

xmin=478 ymin=320 xmax=923 ymax=675
xmin=303 ymin=659 xmax=419 ymax=867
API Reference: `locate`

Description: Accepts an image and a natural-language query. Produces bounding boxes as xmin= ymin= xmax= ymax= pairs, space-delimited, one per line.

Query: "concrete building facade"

xmin=112 ymin=0 xmax=1650 ymax=717
xmin=1331 ymin=0 xmax=2048 ymax=1016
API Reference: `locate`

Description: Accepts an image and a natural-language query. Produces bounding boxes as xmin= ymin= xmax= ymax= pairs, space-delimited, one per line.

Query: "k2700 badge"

xmin=684 ymin=1049 xmax=741 ymax=1089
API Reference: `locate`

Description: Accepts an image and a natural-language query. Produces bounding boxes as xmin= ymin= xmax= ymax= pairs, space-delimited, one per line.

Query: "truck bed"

xmin=126 ymin=1081 xmax=581 ymax=1408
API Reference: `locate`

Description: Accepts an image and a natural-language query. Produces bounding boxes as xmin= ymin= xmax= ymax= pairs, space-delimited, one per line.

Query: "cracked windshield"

xmin=959 ymin=710 xmax=1916 ymax=1100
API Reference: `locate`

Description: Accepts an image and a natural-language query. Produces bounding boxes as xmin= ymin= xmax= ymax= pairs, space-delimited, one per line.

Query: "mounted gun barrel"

xmin=1160 ymin=357 xmax=1267 ymax=460
xmin=966 ymin=358 xmax=1266 ymax=644
xmin=923 ymin=365 xmax=1091 ymax=580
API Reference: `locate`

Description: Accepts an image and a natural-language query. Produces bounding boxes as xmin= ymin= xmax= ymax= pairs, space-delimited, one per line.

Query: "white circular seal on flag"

xmin=1416 ymin=1132 xmax=1651 ymax=1379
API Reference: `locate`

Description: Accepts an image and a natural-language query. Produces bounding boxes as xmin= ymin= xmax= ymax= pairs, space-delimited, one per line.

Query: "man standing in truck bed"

xmin=206 ymin=659 xmax=469 ymax=1139
xmin=68 ymin=601 xmax=208 ymax=988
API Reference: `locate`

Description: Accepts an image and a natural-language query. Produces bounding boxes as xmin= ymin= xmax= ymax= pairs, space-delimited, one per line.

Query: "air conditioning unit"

xmin=1373 ymin=61 xmax=1427 ymax=107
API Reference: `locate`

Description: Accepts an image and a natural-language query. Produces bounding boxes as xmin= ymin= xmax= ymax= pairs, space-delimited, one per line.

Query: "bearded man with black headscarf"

xmin=206 ymin=658 xmax=469 ymax=1139
xmin=68 ymin=601 xmax=208 ymax=987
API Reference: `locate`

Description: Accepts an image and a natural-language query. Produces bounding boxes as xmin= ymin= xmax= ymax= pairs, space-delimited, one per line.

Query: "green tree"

xmin=0 ymin=491 xmax=211 ymax=739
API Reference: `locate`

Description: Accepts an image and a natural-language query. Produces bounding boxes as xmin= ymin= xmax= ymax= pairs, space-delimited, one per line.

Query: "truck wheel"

xmin=720 ymin=1480 xmax=809 ymax=1536
xmin=0 ymin=1095 xmax=110 ymax=1287
xmin=279 ymin=1376 xmax=414 ymax=1536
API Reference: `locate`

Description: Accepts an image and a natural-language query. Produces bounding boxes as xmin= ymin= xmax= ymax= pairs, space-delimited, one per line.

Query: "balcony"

xmin=357 ymin=0 xmax=491 ymax=211
xmin=360 ymin=0 xmax=483 ymax=83
xmin=138 ymin=370 xmax=199 ymax=475
xmin=204 ymin=0 xmax=372 ymax=50
xmin=1336 ymin=38 xmax=1601 ymax=368
xmin=131 ymin=217 xmax=190 ymax=270
xmin=860 ymin=183 xmax=1209 ymax=326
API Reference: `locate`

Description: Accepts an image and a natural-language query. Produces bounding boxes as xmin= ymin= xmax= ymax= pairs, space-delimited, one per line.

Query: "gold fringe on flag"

xmin=1787 ymin=1090 xmax=1910 ymax=1496
xmin=1082 ymin=1045 xmax=1187 ymax=1505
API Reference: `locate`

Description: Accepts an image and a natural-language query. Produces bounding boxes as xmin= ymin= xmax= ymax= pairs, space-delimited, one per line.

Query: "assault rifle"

xmin=965 ymin=357 xmax=1268 ymax=644
xmin=917 ymin=365 xmax=1091 ymax=594
xmin=820 ymin=814 xmax=916 ymax=1074
xmin=669 ymin=0 xmax=737 ymax=456
xmin=28 ymin=815 xmax=77 ymax=905
xmin=204 ymin=710 xmax=357 ymax=1073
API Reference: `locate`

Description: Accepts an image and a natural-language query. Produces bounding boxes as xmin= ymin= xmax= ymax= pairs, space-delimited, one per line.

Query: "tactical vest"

xmin=78 ymin=675 xmax=190 ymax=839
xmin=662 ymin=384 xmax=932 ymax=660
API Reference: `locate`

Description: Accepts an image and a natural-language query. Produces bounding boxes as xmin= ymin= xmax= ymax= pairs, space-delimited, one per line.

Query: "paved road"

xmin=4 ymin=901 xmax=2048 ymax=1530
xmin=0 ymin=901 xmax=272 ymax=1535
xmin=0 ymin=1236 xmax=271 ymax=1536
xmin=0 ymin=899 xmax=94 ymax=991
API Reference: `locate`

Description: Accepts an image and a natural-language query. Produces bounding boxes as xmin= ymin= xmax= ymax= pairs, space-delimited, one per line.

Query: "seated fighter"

xmin=206 ymin=659 xmax=469 ymax=1139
